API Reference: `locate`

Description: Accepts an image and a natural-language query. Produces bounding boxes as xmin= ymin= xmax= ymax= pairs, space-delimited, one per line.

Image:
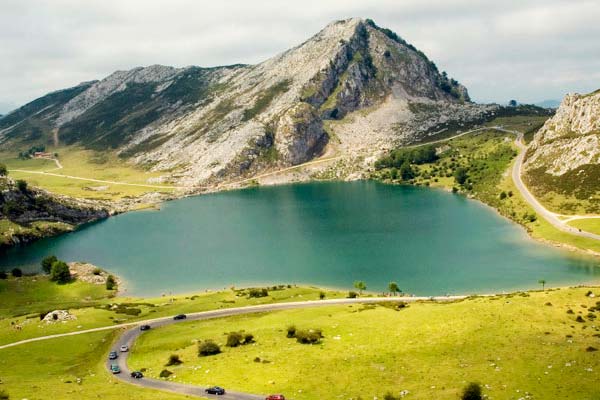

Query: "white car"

xmin=119 ymin=345 xmax=129 ymax=352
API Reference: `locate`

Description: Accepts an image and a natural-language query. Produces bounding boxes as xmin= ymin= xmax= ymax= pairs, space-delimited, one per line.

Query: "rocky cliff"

xmin=1 ymin=18 xmax=494 ymax=186
xmin=0 ymin=177 xmax=109 ymax=248
xmin=523 ymin=89 xmax=600 ymax=212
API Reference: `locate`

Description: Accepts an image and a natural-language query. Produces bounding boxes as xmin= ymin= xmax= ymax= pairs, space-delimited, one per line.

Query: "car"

xmin=266 ymin=395 xmax=286 ymax=400
xmin=205 ymin=386 xmax=225 ymax=395
xmin=140 ymin=324 xmax=151 ymax=331
xmin=130 ymin=371 xmax=144 ymax=379
xmin=108 ymin=351 xmax=118 ymax=360
xmin=110 ymin=364 xmax=121 ymax=374
xmin=173 ymin=314 xmax=187 ymax=320
xmin=119 ymin=345 xmax=129 ymax=352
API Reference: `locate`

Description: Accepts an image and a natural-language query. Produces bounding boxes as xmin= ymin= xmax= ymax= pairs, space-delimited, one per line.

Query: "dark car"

xmin=173 ymin=314 xmax=187 ymax=320
xmin=266 ymin=396 xmax=286 ymax=400
xmin=108 ymin=351 xmax=118 ymax=360
xmin=205 ymin=386 xmax=225 ymax=395
xmin=130 ymin=371 xmax=144 ymax=379
xmin=140 ymin=324 xmax=151 ymax=331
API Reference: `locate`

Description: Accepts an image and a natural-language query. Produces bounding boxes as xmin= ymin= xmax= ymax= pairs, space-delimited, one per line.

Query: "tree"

xmin=461 ymin=382 xmax=482 ymax=400
xmin=353 ymin=280 xmax=367 ymax=295
xmin=16 ymin=179 xmax=28 ymax=192
xmin=106 ymin=275 xmax=117 ymax=290
xmin=454 ymin=167 xmax=468 ymax=185
xmin=538 ymin=279 xmax=546 ymax=290
xmin=399 ymin=161 xmax=415 ymax=181
xmin=0 ymin=163 xmax=7 ymax=176
xmin=41 ymin=255 xmax=58 ymax=274
xmin=11 ymin=268 xmax=22 ymax=277
xmin=226 ymin=331 xmax=243 ymax=347
xmin=50 ymin=261 xmax=71 ymax=284
xmin=388 ymin=282 xmax=400 ymax=296
xmin=508 ymin=99 xmax=518 ymax=107
xmin=0 ymin=271 xmax=7 ymax=280
xmin=166 ymin=354 xmax=182 ymax=366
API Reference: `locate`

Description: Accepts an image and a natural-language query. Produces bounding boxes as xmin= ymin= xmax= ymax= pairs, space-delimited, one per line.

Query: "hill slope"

xmin=523 ymin=89 xmax=600 ymax=213
xmin=0 ymin=18 xmax=494 ymax=186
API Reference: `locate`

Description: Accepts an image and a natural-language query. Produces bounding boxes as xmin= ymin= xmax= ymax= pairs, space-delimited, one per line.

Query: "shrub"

xmin=11 ymin=268 xmax=22 ymax=277
xmin=16 ymin=179 xmax=28 ymax=192
xmin=576 ymin=315 xmax=585 ymax=323
xmin=319 ymin=291 xmax=326 ymax=300
xmin=0 ymin=389 xmax=9 ymax=399
xmin=243 ymin=333 xmax=254 ymax=344
xmin=198 ymin=340 xmax=221 ymax=356
xmin=384 ymin=393 xmax=399 ymax=400
xmin=226 ymin=331 xmax=243 ymax=347
xmin=286 ymin=325 xmax=297 ymax=338
xmin=50 ymin=261 xmax=71 ymax=283
xmin=347 ymin=291 xmax=358 ymax=298
xmin=106 ymin=274 xmax=117 ymax=290
xmin=159 ymin=369 xmax=173 ymax=378
xmin=0 ymin=163 xmax=7 ymax=176
xmin=295 ymin=329 xmax=323 ymax=344
xmin=586 ymin=346 xmax=598 ymax=352
xmin=454 ymin=167 xmax=469 ymax=185
xmin=41 ymin=255 xmax=58 ymax=274
xmin=92 ymin=267 xmax=102 ymax=275
xmin=166 ymin=354 xmax=182 ymax=366
xmin=247 ymin=288 xmax=269 ymax=298
xmin=0 ymin=271 xmax=7 ymax=280
xmin=461 ymin=382 xmax=482 ymax=400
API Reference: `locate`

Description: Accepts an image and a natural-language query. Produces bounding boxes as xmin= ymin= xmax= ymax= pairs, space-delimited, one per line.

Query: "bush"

xmin=576 ymin=315 xmax=585 ymax=323
xmin=347 ymin=291 xmax=358 ymax=298
xmin=319 ymin=291 xmax=326 ymax=300
xmin=10 ymin=268 xmax=22 ymax=277
xmin=41 ymin=255 xmax=58 ymax=274
xmin=461 ymin=382 xmax=482 ymax=400
xmin=0 ymin=271 xmax=7 ymax=280
xmin=0 ymin=389 xmax=9 ymax=399
xmin=226 ymin=331 xmax=243 ymax=347
xmin=92 ymin=267 xmax=102 ymax=275
xmin=243 ymin=333 xmax=254 ymax=344
xmin=106 ymin=274 xmax=117 ymax=290
xmin=159 ymin=369 xmax=173 ymax=378
xmin=198 ymin=340 xmax=221 ymax=356
xmin=295 ymin=329 xmax=323 ymax=344
xmin=0 ymin=163 xmax=7 ymax=176
xmin=247 ymin=288 xmax=269 ymax=298
xmin=16 ymin=179 xmax=28 ymax=192
xmin=286 ymin=325 xmax=297 ymax=338
xmin=166 ymin=354 xmax=183 ymax=366
xmin=384 ymin=393 xmax=399 ymax=400
xmin=50 ymin=261 xmax=71 ymax=283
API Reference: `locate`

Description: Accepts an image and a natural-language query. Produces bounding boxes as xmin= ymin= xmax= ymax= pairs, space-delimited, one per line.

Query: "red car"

xmin=266 ymin=396 xmax=285 ymax=400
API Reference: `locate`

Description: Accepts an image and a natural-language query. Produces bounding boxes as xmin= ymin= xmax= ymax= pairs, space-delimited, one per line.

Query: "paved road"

xmin=102 ymin=296 xmax=465 ymax=399
xmin=510 ymin=130 xmax=600 ymax=241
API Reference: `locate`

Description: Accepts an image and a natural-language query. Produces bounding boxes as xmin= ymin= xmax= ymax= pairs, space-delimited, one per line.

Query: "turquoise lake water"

xmin=1 ymin=181 xmax=598 ymax=296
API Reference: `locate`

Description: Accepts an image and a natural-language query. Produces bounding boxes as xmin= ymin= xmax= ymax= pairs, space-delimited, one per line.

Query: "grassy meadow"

xmin=128 ymin=287 xmax=600 ymax=400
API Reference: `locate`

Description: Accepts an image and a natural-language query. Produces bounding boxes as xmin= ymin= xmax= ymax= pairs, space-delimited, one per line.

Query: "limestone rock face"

xmin=276 ymin=103 xmax=327 ymax=165
xmin=524 ymin=90 xmax=600 ymax=176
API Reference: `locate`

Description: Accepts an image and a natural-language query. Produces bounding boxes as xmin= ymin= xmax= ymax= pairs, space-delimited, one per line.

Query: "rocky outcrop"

xmin=1 ymin=18 xmax=488 ymax=186
xmin=0 ymin=177 xmax=109 ymax=248
xmin=524 ymin=90 xmax=600 ymax=175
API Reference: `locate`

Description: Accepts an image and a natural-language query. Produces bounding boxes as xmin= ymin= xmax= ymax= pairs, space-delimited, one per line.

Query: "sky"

xmin=1 ymin=0 xmax=599 ymax=114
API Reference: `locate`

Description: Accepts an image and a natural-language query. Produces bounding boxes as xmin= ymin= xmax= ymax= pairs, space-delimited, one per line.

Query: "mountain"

xmin=523 ymin=89 xmax=600 ymax=212
xmin=0 ymin=18 xmax=495 ymax=186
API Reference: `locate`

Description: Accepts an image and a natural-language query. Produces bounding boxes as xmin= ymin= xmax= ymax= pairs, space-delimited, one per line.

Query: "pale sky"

xmin=1 ymin=0 xmax=599 ymax=113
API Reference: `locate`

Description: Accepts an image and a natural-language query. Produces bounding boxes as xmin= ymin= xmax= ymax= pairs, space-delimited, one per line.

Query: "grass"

xmin=568 ymin=219 xmax=600 ymax=236
xmin=0 ymin=219 xmax=73 ymax=248
xmin=1 ymin=146 xmax=177 ymax=200
xmin=0 ymin=330 xmax=193 ymax=400
xmin=0 ymin=275 xmax=347 ymax=346
xmin=129 ymin=287 xmax=600 ymax=400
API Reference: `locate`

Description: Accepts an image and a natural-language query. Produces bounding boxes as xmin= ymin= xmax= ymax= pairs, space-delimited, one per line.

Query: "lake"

xmin=1 ymin=181 xmax=598 ymax=296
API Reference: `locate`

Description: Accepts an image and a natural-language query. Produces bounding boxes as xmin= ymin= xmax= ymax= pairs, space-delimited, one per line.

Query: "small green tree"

xmin=198 ymin=340 xmax=221 ymax=356
xmin=388 ymin=282 xmax=400 ymax=296
xmin=319 ymin=291 xmax=326 ymax=300
xmin=399 ymin=161 xmax=415 ymax=181
xmin=454 ymin=167 xmax=468 ymax=185
xmin=461 ymin=382 xmax=482 ymax=400
xmin=50 ymin=261 xmax=71 ymax=283
xmin=11 ymin=268 xmax=22 ymax=277
xmin=106 ymin=274 xmax=117 ymax=290
xmin=0 ymin=163 xmax=7 ymax=176
xmin=41 ymin=255 xmax=58 ymax=274
xmin=226 ymin=331 xmax=243 ymax=347
xmin=166 ymin=354 xmax=182 ymax=366
xmin=353 ymin=280 xmax=366 ymax=295
xmin=538 ymin=279 xmax=546 ymax=290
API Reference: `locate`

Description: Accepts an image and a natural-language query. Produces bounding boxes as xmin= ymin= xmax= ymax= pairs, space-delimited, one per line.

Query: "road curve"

xmin=510 ymin=131 xmax=600 ymax=241
xmin=105 ymin=296 xmax=466 ymax=399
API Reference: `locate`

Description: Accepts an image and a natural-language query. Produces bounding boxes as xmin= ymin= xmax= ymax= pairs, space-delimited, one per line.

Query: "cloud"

xmin=0 ymin=0 xmax=598 ymax=112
